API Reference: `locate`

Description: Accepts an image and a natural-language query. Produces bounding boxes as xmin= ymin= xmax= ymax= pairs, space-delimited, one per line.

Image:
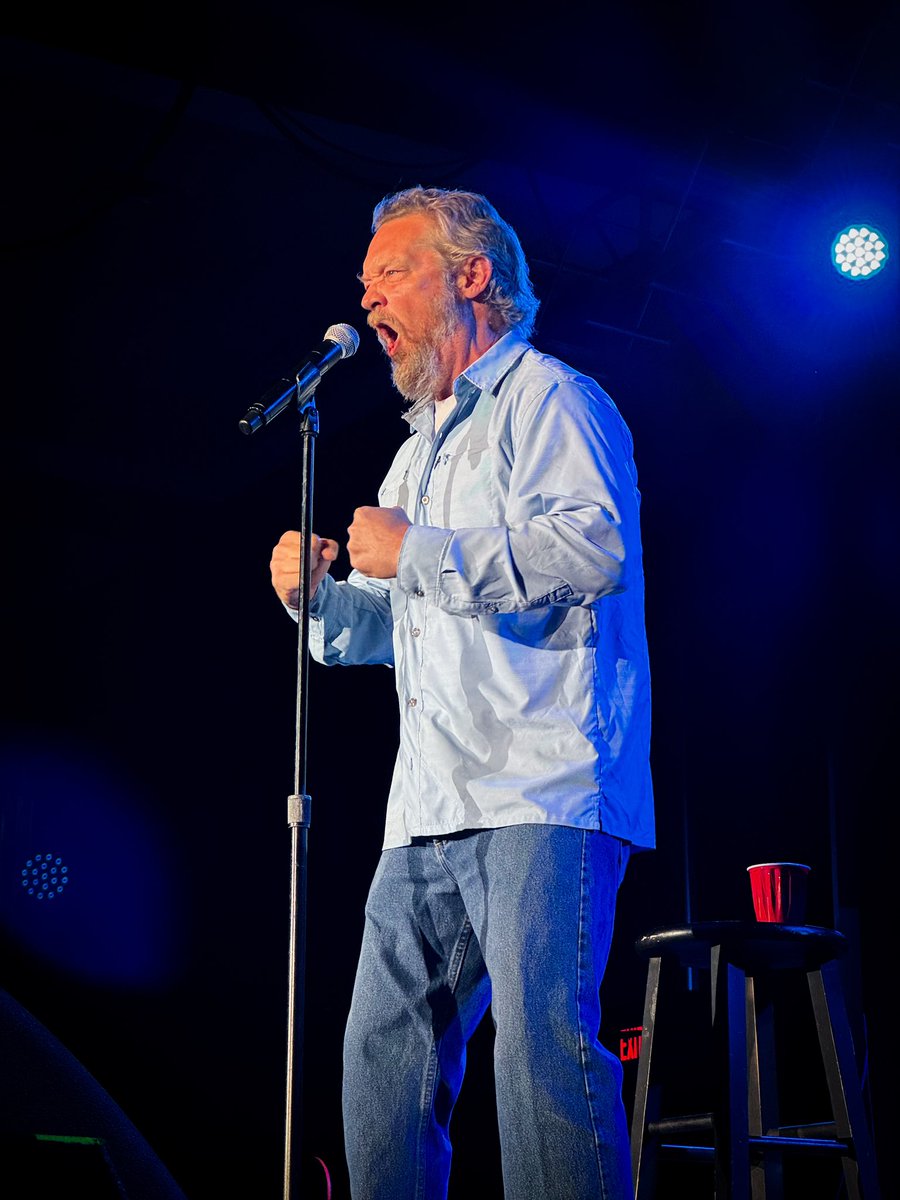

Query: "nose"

xmin=360 ymin=280 xmax=384 ymax=312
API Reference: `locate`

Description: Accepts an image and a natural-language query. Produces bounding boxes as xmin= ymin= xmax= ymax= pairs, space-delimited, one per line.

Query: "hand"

xmin=346 ymin=506 xmax=411 ymax=578
xmin=270 ymin=530 xmax=339 ymax=609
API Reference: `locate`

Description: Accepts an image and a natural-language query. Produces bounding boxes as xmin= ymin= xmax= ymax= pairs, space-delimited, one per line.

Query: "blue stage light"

xmin=1 ymin=731 xmax=183 ymax=985
xmin=21 ymin=853 xmax=70 ymax=899
xmin=832 ymin=224 xmax=889 ymax=279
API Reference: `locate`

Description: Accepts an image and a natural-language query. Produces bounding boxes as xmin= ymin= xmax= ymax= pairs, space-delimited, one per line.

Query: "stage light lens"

xmin=21 ymin=853 xmax=71 ymax=899
xmin=832 ymin=224 xmax=889 ymax=278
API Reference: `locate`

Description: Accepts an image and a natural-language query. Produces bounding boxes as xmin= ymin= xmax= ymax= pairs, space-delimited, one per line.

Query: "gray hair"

xmin=371 ymin=186 xmax=540 ymax=338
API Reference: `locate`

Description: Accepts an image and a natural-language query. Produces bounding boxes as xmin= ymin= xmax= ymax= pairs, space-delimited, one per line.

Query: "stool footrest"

xmin=652 ymin=1118 xmax=849 ymax=1156
xmin=649 ymin=1114 xmax=843 ymax=1149
xmin=654 ymin=1135 xmax=853 ymax=1164
xmin=749 ymin=1135 xmax=855 ymax=1155
xmin=648 ymin=1114 xmax=714 ymax=1138
xmin=658 ymin=1143 xmax=716 ymax=1161
xmin=775 ymin=1121 xmax=837 ymax=1138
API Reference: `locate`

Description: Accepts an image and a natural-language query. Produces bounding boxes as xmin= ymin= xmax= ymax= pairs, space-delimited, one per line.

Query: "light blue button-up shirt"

xmin=308 ymin=329 xmax=654 ymax=850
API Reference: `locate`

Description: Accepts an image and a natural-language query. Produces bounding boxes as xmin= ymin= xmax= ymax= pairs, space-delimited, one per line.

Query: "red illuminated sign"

xmin=619 ymin=1025 xmax=643 ymax=1062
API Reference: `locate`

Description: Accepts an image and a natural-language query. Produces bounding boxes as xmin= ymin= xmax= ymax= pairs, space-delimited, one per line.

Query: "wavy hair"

xmin=371 ymin=186 xmax=540 ymax=337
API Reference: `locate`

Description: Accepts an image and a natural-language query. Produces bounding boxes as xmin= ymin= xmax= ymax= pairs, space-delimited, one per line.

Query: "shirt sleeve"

xmin=305 ymin=571 xmax=396 ymax=666
xmin=396 ymin=378 xmax=642 ymax=615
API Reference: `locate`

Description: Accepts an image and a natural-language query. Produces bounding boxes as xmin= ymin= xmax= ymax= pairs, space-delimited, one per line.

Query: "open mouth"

xmin=373 ymin=321 xmax=399 ymax=357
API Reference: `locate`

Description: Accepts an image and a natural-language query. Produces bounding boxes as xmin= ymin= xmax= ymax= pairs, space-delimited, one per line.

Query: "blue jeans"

xmin=342 ymin=824 xmax=633 ymax=1199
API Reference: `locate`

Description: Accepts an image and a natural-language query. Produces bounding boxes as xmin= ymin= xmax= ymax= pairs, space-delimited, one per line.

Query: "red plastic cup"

xmin=747 ymin=862 xmax=810 ymax=923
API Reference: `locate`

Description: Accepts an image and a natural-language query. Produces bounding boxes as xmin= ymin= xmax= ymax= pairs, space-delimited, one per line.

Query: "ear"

xmin=456 ymin=254 xmax=492 ymax=300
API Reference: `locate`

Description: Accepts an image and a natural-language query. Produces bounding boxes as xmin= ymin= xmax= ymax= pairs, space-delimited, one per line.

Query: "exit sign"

xmin=619 ymin=1024 xmax=643 ymax=1062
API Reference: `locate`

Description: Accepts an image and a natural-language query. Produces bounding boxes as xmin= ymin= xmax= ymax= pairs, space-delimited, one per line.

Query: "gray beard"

xmin=389 ymin=289 xmax=464 ymax=417
xmin=391 ymin=341 xmax=444 ymax=418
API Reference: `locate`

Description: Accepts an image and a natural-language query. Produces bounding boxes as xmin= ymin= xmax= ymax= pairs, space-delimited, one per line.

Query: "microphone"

xmin=239 ymin=323 xmax=360 ymax=435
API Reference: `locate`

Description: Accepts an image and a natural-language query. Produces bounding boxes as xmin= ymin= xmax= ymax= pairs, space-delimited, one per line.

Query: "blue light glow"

xmin=0 ymin=729 xmax=184 ymax=985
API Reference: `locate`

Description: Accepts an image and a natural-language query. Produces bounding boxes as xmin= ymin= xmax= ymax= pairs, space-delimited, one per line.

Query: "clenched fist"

xmin=347 ymin=506 xmax=411 ymax=578
xmin=270 ymin=531 xmax=339 ymax=609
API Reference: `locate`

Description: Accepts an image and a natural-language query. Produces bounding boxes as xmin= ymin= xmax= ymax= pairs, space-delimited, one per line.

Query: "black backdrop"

xmin=2 ymin=4 xmax=898 ymax=1196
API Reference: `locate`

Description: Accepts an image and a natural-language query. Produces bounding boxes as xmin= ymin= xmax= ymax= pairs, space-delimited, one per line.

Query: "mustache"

xmin=368 ymin=314 xmax=400 ymax=333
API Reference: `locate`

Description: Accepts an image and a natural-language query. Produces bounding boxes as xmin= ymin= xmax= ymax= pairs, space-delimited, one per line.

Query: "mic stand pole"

xmin=283 ymin=387 xmax=319 ymax=1200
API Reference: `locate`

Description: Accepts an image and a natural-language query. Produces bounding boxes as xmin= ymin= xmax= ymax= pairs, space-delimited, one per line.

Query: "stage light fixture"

xmin=21 ymin=853 xmax=70 ymax=899
xmin=832 ymin=224 xmax=889 ymax=279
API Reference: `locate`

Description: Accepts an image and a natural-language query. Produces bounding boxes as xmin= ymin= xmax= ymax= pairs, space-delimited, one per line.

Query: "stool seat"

xmin=629 ymin=920 xmax=880 ymax=1200
xmin=636 ymin=921 xmax=847 ymax=974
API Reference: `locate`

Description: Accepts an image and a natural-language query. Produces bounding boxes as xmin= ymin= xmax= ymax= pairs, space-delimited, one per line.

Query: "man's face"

xmin=359 ymin=213 xmax=465 ymax=407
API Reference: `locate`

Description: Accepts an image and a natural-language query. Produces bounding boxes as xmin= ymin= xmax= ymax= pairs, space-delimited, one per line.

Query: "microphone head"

xmin=324 ymin=323 xmax=360 ymax=359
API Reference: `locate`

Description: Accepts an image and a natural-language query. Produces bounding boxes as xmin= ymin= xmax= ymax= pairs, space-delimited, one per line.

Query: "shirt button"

xmin=411 ymin=627 xmax=421 ymax=637
xmin=421 ymin=494 xmax=430 ymax=505
xmin=414 ymin=588 xmax=424 ymax=598
xmin=408 ymin=697 xmax=418 ymax=708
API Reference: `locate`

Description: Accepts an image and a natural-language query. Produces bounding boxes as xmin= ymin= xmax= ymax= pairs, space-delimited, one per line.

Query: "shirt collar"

xmin=402 ymin=328 xmax=532 ymax=439
xmin=455 ymin=327 xmax=531 ymax=399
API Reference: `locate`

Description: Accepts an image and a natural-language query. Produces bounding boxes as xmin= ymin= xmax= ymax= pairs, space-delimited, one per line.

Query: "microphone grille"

xmin=325 ymin=323 xmax=360 ymax=359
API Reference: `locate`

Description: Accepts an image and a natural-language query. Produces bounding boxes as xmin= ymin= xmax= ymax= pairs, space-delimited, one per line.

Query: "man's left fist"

xmin=346 ymin=505 xmax=411 ymax=578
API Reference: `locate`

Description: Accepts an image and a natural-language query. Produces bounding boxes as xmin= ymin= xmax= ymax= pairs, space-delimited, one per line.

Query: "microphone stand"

xmin=283 ymin=388 xmax=319 ymax=1200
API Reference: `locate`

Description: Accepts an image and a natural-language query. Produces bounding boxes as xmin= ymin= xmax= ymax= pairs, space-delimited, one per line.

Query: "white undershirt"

xmin=433 ymin=394 xmax=457 ymax=432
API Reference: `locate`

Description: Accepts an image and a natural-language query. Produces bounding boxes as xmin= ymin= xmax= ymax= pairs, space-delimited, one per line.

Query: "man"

xmin=270 ymin=186 xmax=654 ymax=1199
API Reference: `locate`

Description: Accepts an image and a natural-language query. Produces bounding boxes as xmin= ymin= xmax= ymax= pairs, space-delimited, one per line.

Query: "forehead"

xmin=362 ymin=212 xmax=441 ymax=273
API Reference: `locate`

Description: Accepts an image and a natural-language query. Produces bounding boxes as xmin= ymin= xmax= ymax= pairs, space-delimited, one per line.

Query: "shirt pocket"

xmin=378 ymin=458 xmax=413 ymax=512
xmin=429 ymin=430 xmax=502 ymax=527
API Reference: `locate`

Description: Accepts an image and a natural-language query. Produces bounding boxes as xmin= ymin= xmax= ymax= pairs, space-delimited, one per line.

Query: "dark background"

xmin=2 ymin=3 xmax=898 ymax=1196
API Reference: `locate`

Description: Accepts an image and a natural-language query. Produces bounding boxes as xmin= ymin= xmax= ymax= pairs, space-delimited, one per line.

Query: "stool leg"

xmin=630 ymin=955 xmax=661 ymax=1200
xmin=711 ymin=945 xmax=751 ymax=1200
xmin=746 ymin=975 xmax=781 ymax=1200
xmin=808 ymin=963 xmax=881 ymax=1200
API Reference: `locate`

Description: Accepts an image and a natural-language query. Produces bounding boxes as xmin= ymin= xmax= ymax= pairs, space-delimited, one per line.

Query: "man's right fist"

xmin=270 ymin=530 xmax=339 ymax=609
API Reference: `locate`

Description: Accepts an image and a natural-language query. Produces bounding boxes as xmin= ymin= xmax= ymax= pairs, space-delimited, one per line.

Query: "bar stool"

xmin=629 ymin=921 xmax=880 ymax=1200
